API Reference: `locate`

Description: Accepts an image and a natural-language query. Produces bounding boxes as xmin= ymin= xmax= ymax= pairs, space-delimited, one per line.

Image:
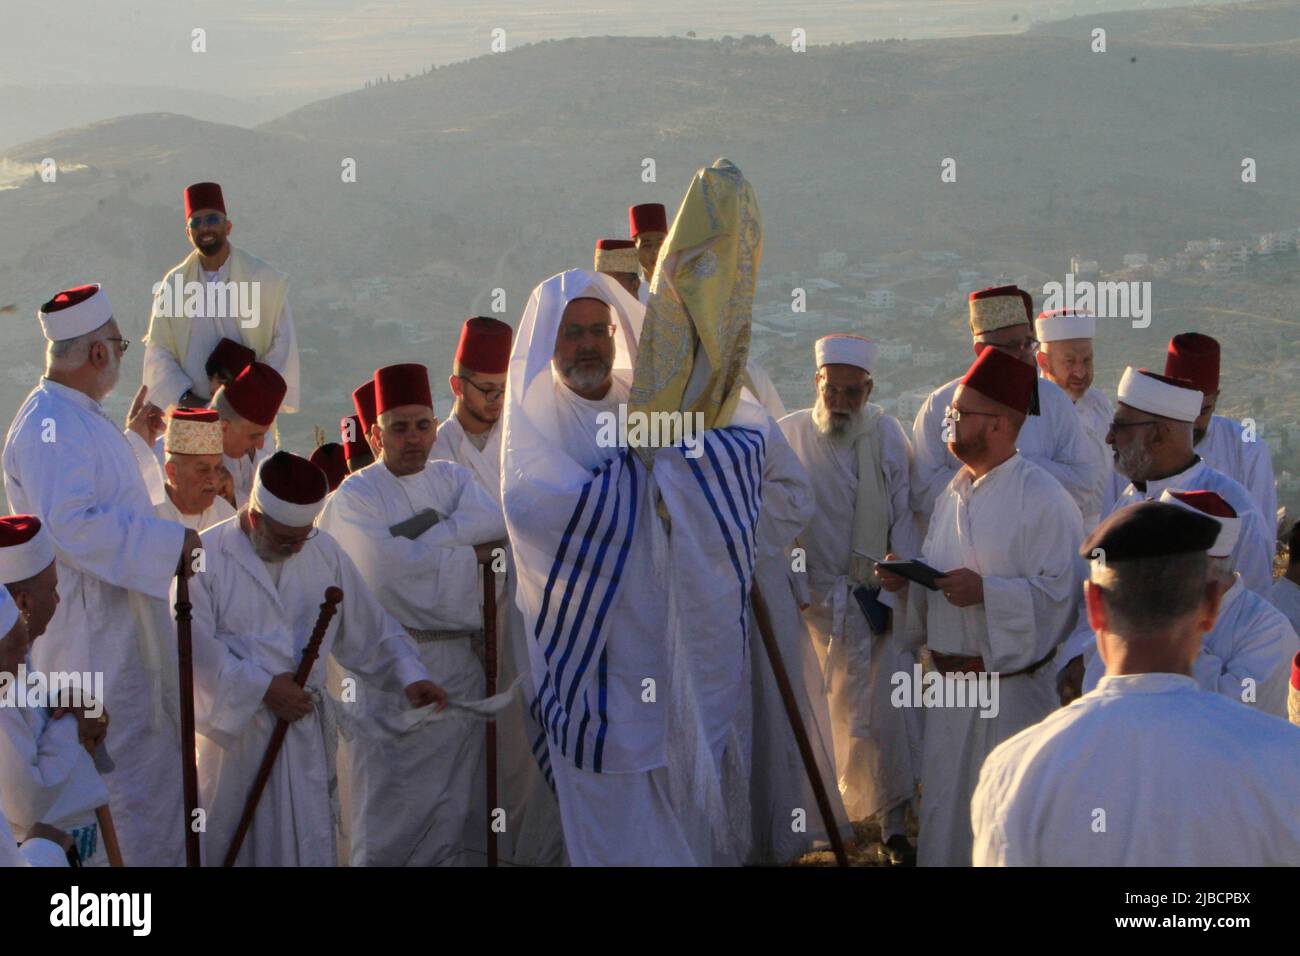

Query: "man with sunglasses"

xmin=187 ymin=450 xmax=447 ymax=866
xmin=143 ymin=182 xmax=300 ymax=414
xmin=3 ymin=284 xmax=202 ymax=866
xmin=432 ymin=317 xmax=512 ymax=502
xmin=911 ymin=285 xmax=1102 ymax=530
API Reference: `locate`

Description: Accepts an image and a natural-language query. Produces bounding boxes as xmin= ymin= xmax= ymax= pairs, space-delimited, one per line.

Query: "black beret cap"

xmin=1080 ymin=500 xmax=1220 ymax=562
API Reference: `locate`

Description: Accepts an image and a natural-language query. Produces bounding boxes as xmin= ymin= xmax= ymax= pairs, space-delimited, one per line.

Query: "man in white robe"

xmin=3 ymin=284 xmax=198 ymax=867
xmin=319 ymin=363 xmax=505 ymax=866
xmin=1080 ymin=490 xmax=1298 ymax=717
xmin=0 ymin=590 xmax=72 ymax=869
xmin=779 ymin=335 xmax=918 ymax=861
xmin=879 ymin=345 xmax=1083 ymax=867
xmin=1035 ymin=309 xmax=1112 ymax=528
xmin=156 ymin=409 xmax=236 ymax=531
xmin=974 ymin=501 xmax=1300 ymax=866
xmin=430 ymin=316 xmax=568 ymax=867
xmin=1166 ymin=333 xmax=1277 ymax=537
xmin=0 ymin=516 xmax=112 ymax=866
xmin=1057 ymin=368 xmax=1273 ymax=702
xmin=187 ymin=451 xmax=445 ymax=866
xmin=143 ymin=182 xmax=300 ymax=412
xmin=911 ymin=286 xmax=1102 ymax=526
xmin=1271 ymin=520 xmax=1300 ymax=634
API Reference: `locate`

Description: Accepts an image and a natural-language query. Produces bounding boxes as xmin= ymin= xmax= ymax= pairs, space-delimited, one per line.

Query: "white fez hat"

xmin=1158 ymin=489 xmax=1240 ymax=558
xmin=1117 ymin=367 xmax=1202 ymax=423
xmin=0 ymin=515 xmax=55 ymax=585
xmin=815 ymin=334 xmax=878 ymax=373
xmin=38 ymin=284 xmax=113 ymax=342
xmin=165 ymin=409 xmax=224 ymax=456
xmin=1035 ymin=309 xmax=1096 ymax=343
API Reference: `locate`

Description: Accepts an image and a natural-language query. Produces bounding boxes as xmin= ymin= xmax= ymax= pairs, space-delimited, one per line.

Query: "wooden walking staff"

xmin=95 ymin=805 xmax=125 ymax=867
xmin=750 ymin=584 xmax=850 ymax=867
xmin=482 ymin=564 xmax=499 ymax=868
xmin=222 ymin=586 xmax=343 ymax=867
xmin=174 ymin=568 xmax=202 ymax=867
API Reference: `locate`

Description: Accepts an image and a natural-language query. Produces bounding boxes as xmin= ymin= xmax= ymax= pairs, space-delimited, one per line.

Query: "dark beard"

xmin=195 ymin=234 xmax=226 ymax=257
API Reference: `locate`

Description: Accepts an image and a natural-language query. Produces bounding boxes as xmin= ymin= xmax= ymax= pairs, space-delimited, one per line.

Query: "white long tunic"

xmin=1196 ymin=415 xmax=1278 ymax=538
xmin=432 ymin=416 xmax=503 ymax=504
xmin=318 ymin=460 xmax=504 ymax=865
xmin=1073 ymin=386 xmax=1113 ymax=527
xmin=185 ymin=519 xmax=429 ymax=866
xmin=1269 ymin=576 xmax=1300 ymax=635
xmin=142 ymin=256 xmax=301 ymax=412
xmin=973 ymin=673 xmax=1300 ymax=866
xmin=0 ymin=809 xmax=66 ymax=867
xmin=779 ymin=406 xmax=919 ymax=823
xmin=892 ymin=453 xmax=1083 ymax=866
xmin=1082 ymin=575 xmax=1299 ymax=717
xmin=911 ymin=375 xmax=1103 ymax=523
xmin=3 ymin=380 xmax=186 ymax=867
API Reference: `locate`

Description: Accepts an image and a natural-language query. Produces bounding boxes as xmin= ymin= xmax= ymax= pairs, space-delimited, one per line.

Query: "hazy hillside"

xmin=2 ymin=0 xmax=1299 ymax=516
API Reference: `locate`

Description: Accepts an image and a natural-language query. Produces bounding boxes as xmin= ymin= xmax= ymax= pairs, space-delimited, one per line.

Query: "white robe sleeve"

xmin=1233 ymin=508 xmax=1274 ymax=598
xmin=909 ymin=388 xmax=955 ymax=517
xmin=0 ymin=711 xmax=79 ymax=829
xmin=124 ymin=429 xmax=167 ymax=507
xmin=19 ymin=417 xmax=184 ymax=600
xmin=1032 ymin=393 xmax=1104 ymax=517
xmin=326 ymin=548 xmax=429 ymax=692
xmin=979 ymin=484 xmax=1085 ymax=673
xmin=321 ymin=470 xmax=504 ymax=632
xmin=1192 ymin=610 xmax=1297 ymax=717
xmin=20 ymin=838 xmax=69 ymax=867
xmin=756 ymin=420 xmax=813 ymax=561
xmin=182 ymin=570 xmax=277 ymax=749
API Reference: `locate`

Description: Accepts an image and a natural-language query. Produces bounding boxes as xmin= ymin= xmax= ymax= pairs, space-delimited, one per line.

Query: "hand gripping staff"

xmin=222 ymin=587 xmax=343 ymax=867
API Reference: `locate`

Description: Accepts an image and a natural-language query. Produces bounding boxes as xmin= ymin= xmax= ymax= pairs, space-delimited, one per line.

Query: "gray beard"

xmin=812 ymin=401 xmax=861 ymax=445
xmin=557 ymin=357 xmax=612 ymax=395
xmin=1114 ymin=440 xmax=1154 ymax=481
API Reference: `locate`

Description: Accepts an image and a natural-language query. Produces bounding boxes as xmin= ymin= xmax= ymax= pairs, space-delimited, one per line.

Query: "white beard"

xmin=812 ymin=400 xmax=861 ymax=446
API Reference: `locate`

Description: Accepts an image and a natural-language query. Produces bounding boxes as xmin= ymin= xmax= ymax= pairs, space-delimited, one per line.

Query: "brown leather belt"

xmin=929 ymin=648 xmax=1057 ymax=679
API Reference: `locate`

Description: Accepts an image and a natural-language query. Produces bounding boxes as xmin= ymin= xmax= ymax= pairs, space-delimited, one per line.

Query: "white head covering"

xmin=502 ymin=269 xmax=644 ymax=506
xmin=1117 ymin=367 xmax=1202 ymax=422
xmin=815 ymin=334 xmax=878 ymax=373
xmin=1158 ymin=489 xmax=1241 ymax=558
xmin=38 ymin=284 xmax=113 ymax=342
xmin=1036 ymin=309 xmax=1096 ymax=342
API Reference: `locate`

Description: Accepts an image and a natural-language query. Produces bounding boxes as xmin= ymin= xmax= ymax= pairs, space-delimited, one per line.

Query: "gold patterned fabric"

xmin=628 ymin=158 xmax=762 ymax=462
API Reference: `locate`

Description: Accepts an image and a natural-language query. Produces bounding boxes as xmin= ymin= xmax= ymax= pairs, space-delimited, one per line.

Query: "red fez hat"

xmin=629 ymin=203 xmax=668 ymax=237
xmin=595 ymin=239 xmax=635 ymax=250
xmin=969 ymin=284 xmax=1034 ymax=334
xmin=352 ymin=380 xmax=378 ymax=433
xmin=960 ymin=345 xmax=1037 ymax=415
xmin=206 ymin=337 xmax=255 ymax=379
xmin=184 ymin=182 xmax=226 ymax=217
xmin=456 ymin=316 xmax=513 ymax=375
xmin=171 ymin=408 xmax=220 ymax=424
xmin=253 ymin=451 xmax=328 ymax=526
xmin=1164 ymin=333 xmax=1220 ymax=396
xmin=340 ymin=415 xmax=368 ymax=462
xmin=1290 ymin=650 xmax=1300 ymax=695
xmin=309 ymin=443 xmax=348 ymax=492
xmin=374 ymin=364 xmax=433 ymax=415
xmin=221 ymin=362 xmax=286 ymax=427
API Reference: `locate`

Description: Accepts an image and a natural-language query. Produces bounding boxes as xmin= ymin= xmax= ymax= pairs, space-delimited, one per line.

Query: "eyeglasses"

xmin=187 ymin=213 xmax=226 ymax=229
xmin=104 ymin=337 xmax=129 ymax=355
xmin=944 ymin=404 xmax=1001 ymax=422
xmin=457 ymin=375 xmax=506 ymax=402
xmin=560 ymin=323 xmax=616 ymax=342
xmin=252 ymin=511 xmax=319 ymax=550
xmin=819 ymin=381 xmax=868 ymax=403
xmin=1107 ymin=419 xmax=1160 ymax=435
